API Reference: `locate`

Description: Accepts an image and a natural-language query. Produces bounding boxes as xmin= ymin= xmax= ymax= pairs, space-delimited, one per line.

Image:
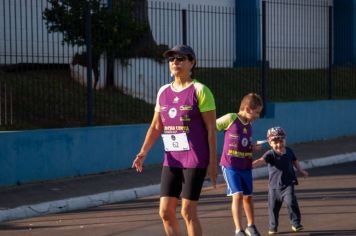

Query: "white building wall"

xmin=114 ymin=0 xmax=235 ymax=103
xmin=0 ymin=0 xmax=235 ymax=66
xmin=1 ymin=0 xmax=335 ymax=103
xmin=114 ymin=58 xmax=169 ymax=104
xmin=1 ymin=0 xmax=235 ymax=103
xmin=264 ymin=0 xmax=333 ymax=69
xmin=1 ymin=0 xmax=334 ymax=69
xmin=147 ymin=0 xmax=235 ymax=68
xmin=0 ymin=0 xmax=77 ymax=65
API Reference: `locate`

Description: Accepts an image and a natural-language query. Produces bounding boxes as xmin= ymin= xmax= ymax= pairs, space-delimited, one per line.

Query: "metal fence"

xmin=0 ymin=0 xmax=355 ymax=130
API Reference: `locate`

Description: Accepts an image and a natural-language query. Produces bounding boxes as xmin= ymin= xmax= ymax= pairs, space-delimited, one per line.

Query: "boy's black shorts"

xmin=160 ymin=166 xmax=207 ymax=201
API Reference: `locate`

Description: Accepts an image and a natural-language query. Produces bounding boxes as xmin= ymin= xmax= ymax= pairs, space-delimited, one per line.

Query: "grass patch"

xmin=0 ymin=69 xmax=154 ymax=130
xmin=0 ymin=65 xmax=355 ymax=130
xmin=196 ymin=67 xmax=356 ymax=116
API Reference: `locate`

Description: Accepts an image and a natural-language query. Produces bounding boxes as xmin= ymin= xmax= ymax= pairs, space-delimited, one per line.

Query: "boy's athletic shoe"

xmin=291 ymin=224 xmax=304 ymax=232
xmin=245 ymin=225 xmax=261 ymax=236
xmin=268 ymin=228 xmax=278 ymax=234
xmin=235 ymin=230 xmax=246 ymax=236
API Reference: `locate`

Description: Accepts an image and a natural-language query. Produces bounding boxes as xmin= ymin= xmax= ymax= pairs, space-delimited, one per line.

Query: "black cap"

xmin=163 ymin=44 xmax=196 ymax=60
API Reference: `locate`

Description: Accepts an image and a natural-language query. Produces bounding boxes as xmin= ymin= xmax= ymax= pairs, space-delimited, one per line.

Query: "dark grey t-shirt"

xmin=263 ymin=147 xmax=298 ymax=189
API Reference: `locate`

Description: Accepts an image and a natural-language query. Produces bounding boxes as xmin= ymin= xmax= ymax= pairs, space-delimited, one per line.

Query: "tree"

xmin=43 ymin=0 xmax=150 ymax=87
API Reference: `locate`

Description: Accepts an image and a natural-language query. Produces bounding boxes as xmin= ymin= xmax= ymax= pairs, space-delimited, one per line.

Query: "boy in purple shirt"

xmin=217 ymin=93 xmax=263 ymax=236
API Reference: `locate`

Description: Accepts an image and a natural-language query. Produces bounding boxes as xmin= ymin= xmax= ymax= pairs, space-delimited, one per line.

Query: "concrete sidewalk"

xmin=1 ymin=135 xmax=356 ymax=222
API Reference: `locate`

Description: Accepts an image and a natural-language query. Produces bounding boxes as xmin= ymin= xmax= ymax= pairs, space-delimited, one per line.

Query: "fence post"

xmin=328 ymin=6 xmax=333 ymax=99
xmin=4 ymin=84 xmax=7 ymax=125
xmin=85 ymin=0 xmax=93 ymax=126
xmin=10 ymin=89 xmax=13 ymax=125
xmin=261 ymin=1 xmax=267 ymax=115
xmin=0 ymin=83 xmax=1 ymax=126
xmin=182 ymin=9 xmax=187 ymax=45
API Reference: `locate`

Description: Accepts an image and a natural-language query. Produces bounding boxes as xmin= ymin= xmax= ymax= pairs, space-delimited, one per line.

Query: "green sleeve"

xmin=194 ymin=80 xmax=216 ymax=112
xmin=216 ymin=113 xmax=237 ymax=131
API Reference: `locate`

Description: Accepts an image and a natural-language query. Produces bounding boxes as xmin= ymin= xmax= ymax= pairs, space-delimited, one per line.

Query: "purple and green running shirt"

xmin=217 ymin=113 xmax=253 ymax=170
xmin=155 ymin=79 xmax=215 ymax=168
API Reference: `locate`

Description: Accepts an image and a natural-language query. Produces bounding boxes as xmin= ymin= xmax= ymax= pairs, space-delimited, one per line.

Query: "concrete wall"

xmin=0 ymin=125 xmax=163 ymax=186
xmin=1 ymin=99 xmax=356 ymax=187
xmin=252 ymin=100 xmax=356 ymax=143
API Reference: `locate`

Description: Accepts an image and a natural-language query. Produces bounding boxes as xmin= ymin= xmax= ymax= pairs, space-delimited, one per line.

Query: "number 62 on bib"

xmin=161 ymin=133 xmax=190 ymax=152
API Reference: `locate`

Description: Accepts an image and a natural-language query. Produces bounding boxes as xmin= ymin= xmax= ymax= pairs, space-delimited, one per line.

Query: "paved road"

xmin=1 ymin=135 xmax=355 ymax=224
xmin=1 ymin=161 xmax=355 ymax=236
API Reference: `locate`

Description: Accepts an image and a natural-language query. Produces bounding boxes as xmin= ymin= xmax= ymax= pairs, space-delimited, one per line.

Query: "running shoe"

xmin=245 ymin=225 xmax=261 ymax=236
xmin=291 ymin=224 xmax=304 ymax=232
xmin=268 ymin=228 xmax=278 ymax=234
xmin=235 ymin=230 xmax=246 ymax=236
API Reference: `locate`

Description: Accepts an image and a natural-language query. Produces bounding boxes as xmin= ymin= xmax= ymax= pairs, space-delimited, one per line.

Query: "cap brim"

xmin=163 ymin=50 xmax=192 ymax=58
xmin=162 ymin=50 xmax=176 ymax=58
xmin=268 ymin=136 xmax=285 ymax=141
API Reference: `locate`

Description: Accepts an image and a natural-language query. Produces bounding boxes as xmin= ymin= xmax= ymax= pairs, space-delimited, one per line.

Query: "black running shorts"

xmin=160 ymin=166 xmax=207 ymax=201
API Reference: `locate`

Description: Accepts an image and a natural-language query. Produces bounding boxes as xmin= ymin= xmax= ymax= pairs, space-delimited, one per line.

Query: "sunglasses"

xmin=167 ymin=56 xmax=188 ymax=62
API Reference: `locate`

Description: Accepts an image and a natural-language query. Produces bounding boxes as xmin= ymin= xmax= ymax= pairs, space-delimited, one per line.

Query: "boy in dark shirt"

xmin=253 ymin=127 xmax=308 ymax=235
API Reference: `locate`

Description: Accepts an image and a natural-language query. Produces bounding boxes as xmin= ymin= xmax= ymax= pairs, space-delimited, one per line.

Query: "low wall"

xmin=0 ymin=125 xmax=162 ymax=186
xmin=1 ymin=100 xmax=356 ymax=187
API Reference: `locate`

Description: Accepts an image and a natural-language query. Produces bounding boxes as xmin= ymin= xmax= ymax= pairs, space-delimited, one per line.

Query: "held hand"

xmin=252 ymin=161 xmax=257 ymax=169
xmin=132 ymin=153 xmax=146 ymax=173
xmin=253 ymin=144 xmax=262 ymax=152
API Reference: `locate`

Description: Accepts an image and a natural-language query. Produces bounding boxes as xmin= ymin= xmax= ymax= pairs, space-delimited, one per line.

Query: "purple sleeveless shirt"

xmin=219 ymin=116 xmax=253 ymax=170
xmin=157 ymin=82 xmax=212 ymax=168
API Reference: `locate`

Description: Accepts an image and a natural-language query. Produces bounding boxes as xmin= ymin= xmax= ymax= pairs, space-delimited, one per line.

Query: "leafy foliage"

xmin=43 ymin=0 xmax=148 ymax=61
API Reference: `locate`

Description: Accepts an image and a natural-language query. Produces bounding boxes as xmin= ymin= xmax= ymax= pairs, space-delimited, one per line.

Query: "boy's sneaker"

xmin=268 ymin=228 xmax=278 ymax=235
xmin=291 ymin=224 xmax=304 ymax=232
xmin=245 ymin=225 xmax=261 ymax=236
xmin=235 ymin=230 xmax=246 ymax=236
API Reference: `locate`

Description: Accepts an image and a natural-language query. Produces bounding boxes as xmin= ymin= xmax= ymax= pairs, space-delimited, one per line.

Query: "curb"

xmin=1 ymin=152 xmax=356 ymax=222
xmin=252 ymin=152 xmax=356 ymax=178
xmin=0 ymin=185 xmax=160 ymax=222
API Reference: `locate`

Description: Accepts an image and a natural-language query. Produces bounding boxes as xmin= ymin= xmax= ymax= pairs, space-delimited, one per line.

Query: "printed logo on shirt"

xmin=229 ymin=142 xmax=237 ymax=148
xmin=180 ymin=105 xmax=193 ymax=111
xmin=160 ymin=105 xmax=168 ymax=112
xmin=168 ymin=108 xmax=177 ymax=118
xmin=227 ymin=149 xmax=252 ymax=158
xmin=241 ymin=137 xmax=249 ymax=147
xmin=164 ymin=126 xmax=190 ymax=133
xmin=173 ymin=96 xmax=180 ymax=103
xmin=243 ymin=128 xmax=248 ymax=134
xmin=180 ymin=115 xmax=191 ymax=122
xmin=229 ymin=134 xmax=238 ymax=139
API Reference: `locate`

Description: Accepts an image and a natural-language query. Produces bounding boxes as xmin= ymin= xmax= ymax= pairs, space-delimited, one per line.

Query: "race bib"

xmin=161 ymin=133 xmax=190 ymax=152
